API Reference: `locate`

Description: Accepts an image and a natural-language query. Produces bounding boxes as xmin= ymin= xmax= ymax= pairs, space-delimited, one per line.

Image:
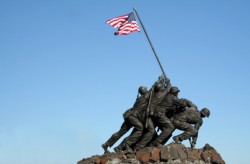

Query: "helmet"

xmin=200 ymin=108 xmax=210 ymax=118
xmin=138 ymin=86 xmax=147 ymax=95
xmin=169 ymin=86 xmax=180 ymax=94
xmin=154 ymin=83 xmax=162 ymax=92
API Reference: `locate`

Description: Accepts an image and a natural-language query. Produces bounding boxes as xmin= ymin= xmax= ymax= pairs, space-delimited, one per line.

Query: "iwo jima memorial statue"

xmin=78 ymin=8 xmax=225 ymax=164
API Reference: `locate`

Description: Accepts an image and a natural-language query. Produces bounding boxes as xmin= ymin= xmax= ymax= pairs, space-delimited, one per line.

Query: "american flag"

xmin=106 ymin=12 xmax=140 ymax=35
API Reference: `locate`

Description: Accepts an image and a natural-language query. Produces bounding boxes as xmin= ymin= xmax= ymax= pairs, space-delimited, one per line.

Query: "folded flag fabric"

xmin=106 ymin=12 xmax=140 ymax=35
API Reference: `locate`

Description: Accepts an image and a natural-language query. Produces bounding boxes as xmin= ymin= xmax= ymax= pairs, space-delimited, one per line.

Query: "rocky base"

xmin=78 ymin=143 xmax=225 ymax=164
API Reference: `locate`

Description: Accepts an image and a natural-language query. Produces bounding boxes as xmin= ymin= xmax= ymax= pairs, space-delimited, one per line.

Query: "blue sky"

xmin=0 ymin=0 xmax=250 ymax=164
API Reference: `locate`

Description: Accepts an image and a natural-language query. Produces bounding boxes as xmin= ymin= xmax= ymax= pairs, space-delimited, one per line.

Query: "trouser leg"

xmin=153 ymin=115 xmax=175 ymax=145
xmin=173 ymin=119 xmax=198 ymax=141
xmin=162 ymin=133 xmax=173 ymax=145
xmin=104 ymin=120 xmax=132 ymax=147
xmin=134 ymin=118 xmax=155 ymax=150
xmin=123 ymin=115 xmax=144 ymax=147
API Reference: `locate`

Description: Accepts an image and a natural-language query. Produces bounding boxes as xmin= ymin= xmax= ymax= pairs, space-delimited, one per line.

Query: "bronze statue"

xmin=101 ymin=75 xmax=210 ymax=153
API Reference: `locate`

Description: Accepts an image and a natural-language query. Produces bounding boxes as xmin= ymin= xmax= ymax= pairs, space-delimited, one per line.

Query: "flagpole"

xmin=133 ymin=6 xmax=167 ymax=79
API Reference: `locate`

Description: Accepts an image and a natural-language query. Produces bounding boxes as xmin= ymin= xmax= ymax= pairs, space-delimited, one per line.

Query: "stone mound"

xmin=77 ymin=143 xmax=225 ymax=164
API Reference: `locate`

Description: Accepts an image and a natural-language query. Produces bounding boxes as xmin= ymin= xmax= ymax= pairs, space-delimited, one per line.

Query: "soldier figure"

xmin=101 ymin=86 xmax=150 ymax=153
xmin=134 ymin=76 xmax=171 ymax=151
xmin=172 ymin=107 xmax=210 ymax=148
xmin=149 ymin=86 xmax=188 ymax=147
xmin=116 ymin=75 xmax=169 ymax=152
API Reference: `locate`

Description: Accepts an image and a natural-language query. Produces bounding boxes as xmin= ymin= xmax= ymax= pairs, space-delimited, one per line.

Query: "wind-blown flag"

xmin=106 ymin=12 xmax=140 ymax=35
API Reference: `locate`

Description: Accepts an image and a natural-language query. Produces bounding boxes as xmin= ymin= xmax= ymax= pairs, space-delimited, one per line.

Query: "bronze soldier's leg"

xmin=117 ymin=115 xmax=144 ymax=151
xmin=151 ymin=115 xmax=175 ymax=146
xmin=172 ymin=119 xmax=198 ymax=142
xmin=125 ymin=115 xmax=144 ymax=147
xmin=134 ymin=118 xmax=156 ymax=151
xmin=102 ymin=120 xmax=132 ymax=153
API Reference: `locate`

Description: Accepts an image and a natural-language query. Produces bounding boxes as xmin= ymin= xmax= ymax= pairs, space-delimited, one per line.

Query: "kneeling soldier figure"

xmin=172 ymin=107 xmax=210 ymax=149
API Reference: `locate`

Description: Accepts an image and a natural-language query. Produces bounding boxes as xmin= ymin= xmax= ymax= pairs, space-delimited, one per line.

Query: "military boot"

xmin=124 ymin=142 xmax=133 ymax=152
xmin=114 ymin=142 xmax=124 ymax=153
xmin=173 ymin=136 xmax=181 ymax=144
xmin=149 ymin=140 xmax=163 ymax=147
xmin=114 ymin=146 xmax=122 ymax=153
xmin=102 ymin=143 xmax=110 ymax=154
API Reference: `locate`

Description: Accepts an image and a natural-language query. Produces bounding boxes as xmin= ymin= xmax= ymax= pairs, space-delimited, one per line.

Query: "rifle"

xmin=145 ymin=75 xmax=167 ymax=129
xmin=145 ymin=87 xmax=154 ymax=129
